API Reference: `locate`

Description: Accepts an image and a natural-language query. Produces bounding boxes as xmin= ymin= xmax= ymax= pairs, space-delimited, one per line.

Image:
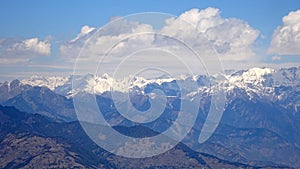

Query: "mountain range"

xmin=0 ymin=66 xmax=300 ymax=168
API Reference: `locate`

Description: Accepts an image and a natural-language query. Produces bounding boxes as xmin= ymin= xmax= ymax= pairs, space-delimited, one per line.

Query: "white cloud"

xmin=70 ymin=25 xmax=96 ymax=43
xmin=0 ymin=38 xmax=51 ymax=64
xmin=168 ymin=8 xmax=223 ymax=33
xmin=61 ymin=8 xmax=260 ymax=62
xmin=160 ymin=8 xmax=260 ymax=61
xmin=7 ymin=38 xmax=51 ymax=56
xmin=60 ymin=8 xmax=260 ymax=75
xmin=269 ymin=9 xmax=300 ymax=55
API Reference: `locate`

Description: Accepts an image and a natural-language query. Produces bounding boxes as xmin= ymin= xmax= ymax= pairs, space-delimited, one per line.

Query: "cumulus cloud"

xmin=60 ymin=8 xmax=260 ymax=75
xmin=269 ymin=10 xmax=300 ymax=55
xmin=7 ymin=38 xmax=51 ymax=55
xmin=0 ymin=38 xmax=51 ymax=63
xmin=161 ymin=7 xmax=260 ymax=61
xmin=61 ymin=8 xmax=260 ymax=62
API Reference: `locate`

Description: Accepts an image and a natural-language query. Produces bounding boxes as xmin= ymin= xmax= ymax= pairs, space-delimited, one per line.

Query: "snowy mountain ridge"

xmin=13 ymin=66 xmax=300 ymax=100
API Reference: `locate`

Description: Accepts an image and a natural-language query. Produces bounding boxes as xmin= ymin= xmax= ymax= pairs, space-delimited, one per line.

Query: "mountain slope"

xmin=0 ymin=105 xmax=268 ymax=168
xmin=3 ymin=86 xmax=76 ymax=122
xmin=0 ymin=79 xmax=31 ymax=103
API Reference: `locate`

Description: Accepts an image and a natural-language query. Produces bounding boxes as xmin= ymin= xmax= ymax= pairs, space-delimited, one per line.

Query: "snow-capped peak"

xmin=243 ymin=67 xmax=274 ymax=77
xmin=227 ymin=67 xmax=275 ymax=87
xmin=21 ymin=75 xmax=70 ymax=90
xmin=14 ymin=67 xmax=300 ymax=101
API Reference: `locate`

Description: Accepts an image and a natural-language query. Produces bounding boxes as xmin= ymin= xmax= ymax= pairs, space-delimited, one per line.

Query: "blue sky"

xmin=1 ymin=0 xmax=298 ymax=38
xmin=0 ymin=0 xmax=300 ymax=79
